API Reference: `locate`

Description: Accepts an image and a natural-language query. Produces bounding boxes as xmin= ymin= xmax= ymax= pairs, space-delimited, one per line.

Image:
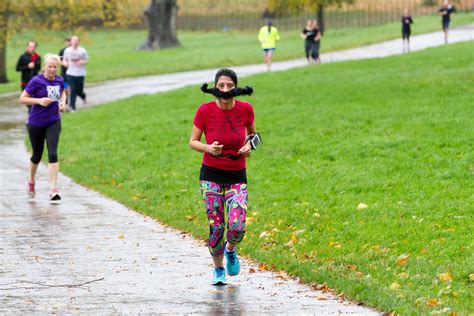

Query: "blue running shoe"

xmin=212 ymin=267 xmax=227 ymax=285
xmin=224 ymin=241 xmax=240 ymax=276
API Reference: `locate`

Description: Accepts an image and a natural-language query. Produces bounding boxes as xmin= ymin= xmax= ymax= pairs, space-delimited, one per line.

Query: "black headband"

xmin=200 ymin=83 xmax=254 ymax=99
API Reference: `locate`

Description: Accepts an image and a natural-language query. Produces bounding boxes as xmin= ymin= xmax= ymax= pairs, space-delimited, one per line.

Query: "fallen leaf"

xmin=274 ymin=271 xmax=289 ymax=279
xmin=396 ymin=253 xmax=410 ymax=266
xmin=291 ymin=234 xmax=298 ymax=243
xmin=357 ymin=202 xmax=368 ymax=209
xmin=438 ymin=272 xmax=453 ymax=282
xmin=329 ymin=241 xmax=342 ymax=249
xmin=185 ymin=215 xmax=197 ymax=221
xmin=430 ymin=308 xmax=453 ymax=315
xmin=259 ymin=231 xmax=269 ymax=238
xmin=248 ymin=268 xmax=256 ymax=273
xmin=312 ymin=283 xmax=331 ymax=292
xmin=295 ymin=229 xmax=305 ymax=235
xmin=347 ymin=265 xmax=357 ymax=271
xmin=313 ymin=212 xmax=321 ymax=217
xmin=398 ymin=272 xmax=409 ymax=279
xmin=389 ymin=283 xmax=400 ymax=290
xmin=317 ymin=296 xmax=327 ymax=300
xmin=469 ymin=273 xmax=474 ymax=281
xmin=258 ymin=263 xmax=271 ymax=271
xmin=426 ymin=298 xmax=439 ymax=307
xmin=118 ymin=235 xmax=125 ymax=239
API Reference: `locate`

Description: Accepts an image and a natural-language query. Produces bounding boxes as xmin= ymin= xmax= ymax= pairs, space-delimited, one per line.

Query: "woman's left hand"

xmin=238 ymin=143 xmax=252 ymax=157
xmin=59 ymin=102 xmax=67 ymax=113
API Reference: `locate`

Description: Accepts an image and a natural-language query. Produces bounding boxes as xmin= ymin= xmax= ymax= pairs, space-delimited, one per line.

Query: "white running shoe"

xmin=50 ymin=188 xmax=61 ymax=201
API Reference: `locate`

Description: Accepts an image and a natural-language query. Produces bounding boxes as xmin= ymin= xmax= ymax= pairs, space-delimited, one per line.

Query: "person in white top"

xmin=62 ymin=35 xmax=89 ymax=111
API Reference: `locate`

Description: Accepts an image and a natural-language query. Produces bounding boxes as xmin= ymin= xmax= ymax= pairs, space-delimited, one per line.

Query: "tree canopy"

xmin=267 ymin=0 xmax=355 ymax=16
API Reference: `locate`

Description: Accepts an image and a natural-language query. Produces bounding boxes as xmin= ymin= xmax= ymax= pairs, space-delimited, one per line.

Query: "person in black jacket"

xmin=300 ymin=19 xmax=322 ymax=64
xmin=16 ymin=41 xmax=41 ymax=91
xmin=439 ymin=0 xmax=456 ymax=44
xmin=401 ymin=9 xmax=414 ymax=52
xmin=58 ymin=37 xmax=71 ymax=102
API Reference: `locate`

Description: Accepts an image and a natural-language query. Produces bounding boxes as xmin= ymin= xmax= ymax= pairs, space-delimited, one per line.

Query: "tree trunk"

xmin=317 ymin=3 xmax=324 ymax=36
xmin=139 ymin=0 xmax=180 ymax=50
xmin=0 ymin=0 xmax=9 ymax=83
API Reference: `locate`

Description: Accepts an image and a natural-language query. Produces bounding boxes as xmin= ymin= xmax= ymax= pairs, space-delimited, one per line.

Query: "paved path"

xmin=1 ymin=26 xmax=472 ymax=314
xmin=0 ymin=112 xmax=377 ymax=314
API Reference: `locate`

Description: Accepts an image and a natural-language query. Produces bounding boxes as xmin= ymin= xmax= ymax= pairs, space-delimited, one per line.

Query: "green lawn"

xmin=2 ymin=12 xmax=472 ymax=94
xmin=58 ymin=41 xmax=474 ymax=314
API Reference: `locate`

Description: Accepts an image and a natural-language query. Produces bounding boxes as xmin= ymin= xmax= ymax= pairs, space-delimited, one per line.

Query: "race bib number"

xmin=47 ymin=86 xmax=61 ymax=101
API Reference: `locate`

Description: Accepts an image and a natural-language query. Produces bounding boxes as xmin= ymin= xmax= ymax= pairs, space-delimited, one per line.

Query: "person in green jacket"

xmin=258 ymin=20 xmax=280 ymax=71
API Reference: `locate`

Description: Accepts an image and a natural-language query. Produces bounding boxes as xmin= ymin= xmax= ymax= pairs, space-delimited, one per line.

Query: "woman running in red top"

xmin=189 ymin=68 xmax=258 ymax=285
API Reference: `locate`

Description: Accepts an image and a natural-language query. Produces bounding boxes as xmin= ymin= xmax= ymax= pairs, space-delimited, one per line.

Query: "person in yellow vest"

xmin=258 ymin=20 xmax=280 ymax=71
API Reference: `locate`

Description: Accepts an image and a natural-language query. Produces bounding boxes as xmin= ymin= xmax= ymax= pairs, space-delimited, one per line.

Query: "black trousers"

xmin=67 ymin=75 xmax=86 ymax=110
xmin=402 ymin=28 xmax=411 ymax=40
xmin=305 ymin=41 xmax=320 ymax=60
xmin=27 ymin=120 xmax=61 ymax=164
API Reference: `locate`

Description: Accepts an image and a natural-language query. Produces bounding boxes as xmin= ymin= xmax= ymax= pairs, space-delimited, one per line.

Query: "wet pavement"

xmin=1 ymin=27 xmax=473 ymax=313
xmin=0 ymin=104 xmax=378 ymax=313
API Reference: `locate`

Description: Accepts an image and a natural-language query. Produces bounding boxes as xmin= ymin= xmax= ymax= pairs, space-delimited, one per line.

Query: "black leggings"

xmin=402 ymin=29 xmax=411 ymax=40
xmin=27 ymin=120 xmax=61 ymax=164
xmin=67 ymin=75 xmax=86 ymax=110
xmin=305 ymin=41 xmax=320 ymax=60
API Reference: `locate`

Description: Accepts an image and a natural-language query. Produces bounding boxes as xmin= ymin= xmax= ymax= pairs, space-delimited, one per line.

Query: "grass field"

xmin=2 ymin=12 xmax=472 ymax=94
xmin=58 ymin=41 xmax=474 ymax=314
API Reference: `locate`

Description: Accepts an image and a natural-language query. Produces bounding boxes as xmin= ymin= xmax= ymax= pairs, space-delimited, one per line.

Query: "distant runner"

xmin=401 ymin=9 xmax=414 ymax=52
xmin=62 ymin=35 xmax=89 ymax=112
xmin=58 ymin=37 xmax=71 ymax=104
xmin=301 ymin=19 xmax=322 ymax=64
xmin=16 ymin=40 xmax=41 ymax=91
xmin=258 ymin=20 xmax=280 ymax=71
xmin=438 ymin=0 xmax=456 ymax=44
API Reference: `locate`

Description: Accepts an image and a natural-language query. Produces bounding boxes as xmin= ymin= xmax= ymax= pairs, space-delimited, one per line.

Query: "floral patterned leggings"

xmin=200 ymin=181 xmax=248 ymax=257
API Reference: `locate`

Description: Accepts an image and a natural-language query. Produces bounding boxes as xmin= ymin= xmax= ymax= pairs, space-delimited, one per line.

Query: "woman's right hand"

xmin=39 ymin=97 xmax=54 ymax=107
xmin=208 ymin=141 xmax=223 ymax=156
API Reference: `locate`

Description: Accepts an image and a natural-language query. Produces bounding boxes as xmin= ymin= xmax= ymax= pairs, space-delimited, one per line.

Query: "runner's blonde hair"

xmin=43 ymin=53 xmax=61 ymax=67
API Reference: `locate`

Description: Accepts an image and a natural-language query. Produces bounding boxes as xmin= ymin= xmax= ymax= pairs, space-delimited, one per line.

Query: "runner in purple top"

xmin=19 ymin=54 xmax=67 ymax=201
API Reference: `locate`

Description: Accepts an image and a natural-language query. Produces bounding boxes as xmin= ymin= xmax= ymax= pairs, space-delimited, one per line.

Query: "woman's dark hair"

xmin=214 ymin=68 xmax=238 ymax=86
xmin=201 ymin=83 xmax=253 ymax=99
xmin=202 ymin=68 xmax=253 ymax=98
